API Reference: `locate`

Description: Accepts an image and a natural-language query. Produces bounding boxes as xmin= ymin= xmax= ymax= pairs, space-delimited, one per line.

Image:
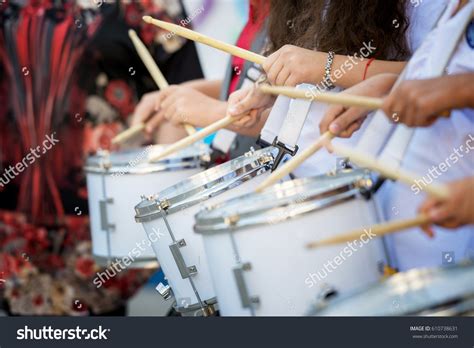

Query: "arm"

xmin=262 ymin=44 xmax=406 ymax=89
xmin=382 ymin=73 xmax=474 ymax=127
xmin=182 ymin=79 xmax=223 ymax=99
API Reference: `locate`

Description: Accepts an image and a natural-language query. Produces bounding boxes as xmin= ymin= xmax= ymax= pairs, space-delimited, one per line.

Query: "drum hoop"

xmin=309 ymin=262 xmax=474 ymax=316
xmin=85 ymin=144 xmax=211 ymax=174
xmin=194 ymin=169 xmax=373 ymax=234
xmin=134 ymin=147 xmax=276 ymax=221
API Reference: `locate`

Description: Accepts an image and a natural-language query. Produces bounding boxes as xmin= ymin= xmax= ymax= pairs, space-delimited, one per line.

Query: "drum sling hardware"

xmin=158 ymin=200 xmax=211 ymax=316
xmin=156 ymin=282 xmax=173 ymax=300
xmin=99 ymin=198 xmax=115 ymax=231
xmin=271 ymin=137 xmax=299 ymax=171
xmin=233 ymin=262 xmax=260 ymax=309
xmin=99 ymin=168 xmax=114 ymax=264
xmin=227 ymin=223 xmax=258 ymax=316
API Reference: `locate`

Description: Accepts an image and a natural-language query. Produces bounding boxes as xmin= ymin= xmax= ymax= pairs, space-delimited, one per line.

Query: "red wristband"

xmin=363 ymin=58 xmax=376 ymax=81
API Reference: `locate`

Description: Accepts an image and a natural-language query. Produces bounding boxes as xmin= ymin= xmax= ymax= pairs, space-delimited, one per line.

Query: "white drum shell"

xmin=87 ymin=168 xmax=201 ymax=266
xmin=141 ymin=172 xmax=270 ymax=306
xmin=201 ymin=197 xmax=386 ymax=316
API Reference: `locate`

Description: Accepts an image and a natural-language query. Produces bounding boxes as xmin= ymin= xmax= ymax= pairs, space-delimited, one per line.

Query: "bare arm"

xmin=182 ymin=79 xmax=223 ymax=99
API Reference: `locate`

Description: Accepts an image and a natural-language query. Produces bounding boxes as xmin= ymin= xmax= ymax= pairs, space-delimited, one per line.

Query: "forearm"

xmin=330 ymin=56 xmax=406 ymax=89
xmin=182 ymin=79 xmax=223 ymax=99
xmin=191 ymin=100 xmax=228 ymax=128
xmin=456 ymin=73 xmax=474 ymax=109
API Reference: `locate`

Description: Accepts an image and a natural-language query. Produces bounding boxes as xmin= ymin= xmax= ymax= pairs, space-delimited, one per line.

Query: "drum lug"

xmin=99 ymin=198 xmax=115 ymax=231
xmin=233 ymin=262 xmax=259 ymax=309
xmin=169 ymin=239 xmax=198 ymax=279
xmin=258 ymin=154 xmax=275 ymax=167
xmin=156 ymin=282 xmax=173 ymax=301
xmin=160 ymin=199 xmax=171 ymax=211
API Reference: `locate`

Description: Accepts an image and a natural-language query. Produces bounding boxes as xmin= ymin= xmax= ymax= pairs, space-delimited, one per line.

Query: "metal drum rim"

xmin=134 ymin=147 xmax=277 ymax=222
xmin=84 ymin=143 xmax=211 ymax=175
xmin=194 ymin=169 xmax=374 ymax=235
xmin=309 ymin=262 xmax=474 ymax=316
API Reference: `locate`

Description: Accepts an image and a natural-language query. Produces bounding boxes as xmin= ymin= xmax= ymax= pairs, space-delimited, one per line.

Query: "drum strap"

xmin=259 ymin=84 xmax=313 ymax=169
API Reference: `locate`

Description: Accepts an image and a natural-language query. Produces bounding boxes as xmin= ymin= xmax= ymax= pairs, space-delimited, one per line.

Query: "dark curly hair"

xmin=267 ymin=0 xmax=410 ymax=60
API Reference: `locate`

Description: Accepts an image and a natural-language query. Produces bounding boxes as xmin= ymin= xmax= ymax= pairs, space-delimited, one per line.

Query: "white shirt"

xmin=288 ymin=0 xmax=450 ymax=178
xmin=379 ymin=0 xmax=474 ymax=271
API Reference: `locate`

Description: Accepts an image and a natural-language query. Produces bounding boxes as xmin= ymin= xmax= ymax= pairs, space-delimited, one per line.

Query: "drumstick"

xmin=306 ymin=214 xmax=431 ymax=248
xmin=143 ymin=16 xmax=266 ymax=65
xmin=127 ymin=30 xmax=196 ymax=136
xmin=111 ymin=123 xmax=146 ymax=145
xmin=255 ymin=132 xmax=335 ymax=193
xmin=329 ymin=143 xmax=450 ymax=199
xmin=259 ymin=85 xmax=383 ymax=109
xmin=149 ymin=116 xmax=237 ymax=161
xmin=111 ymin=30 xmax=196 ymax=145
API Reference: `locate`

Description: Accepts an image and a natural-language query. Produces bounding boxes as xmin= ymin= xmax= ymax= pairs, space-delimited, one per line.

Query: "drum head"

xmin=310 ymin=262 xmax=474 ymax=316
xmin=85 ymin=143 xmax=209 ymax=174
xmin=195 ymin=169 xmax=373 ymax=234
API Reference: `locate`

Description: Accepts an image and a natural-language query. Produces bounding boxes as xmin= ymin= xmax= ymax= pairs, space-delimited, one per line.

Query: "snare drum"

xmin=85 ymin=143 xmax=210 ymax=268
xmin=134 ymin=147 xmax=276 ymax=315
xmin=194 ymin=169 xmax=387 ymax=316
xmin=309 ymin=262 xmax=474 ymax=316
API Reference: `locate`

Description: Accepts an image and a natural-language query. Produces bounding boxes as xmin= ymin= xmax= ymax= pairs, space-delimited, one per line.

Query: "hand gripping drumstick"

xmin=328 ymin=142 xmax=450 ymax=199
xmin=112 ymin=30 xmax=196 ymax=145
xmin=306 ymin=214 xmax=431 ymax=248
xmin=256 ymin=132 xmax=335 ymax=193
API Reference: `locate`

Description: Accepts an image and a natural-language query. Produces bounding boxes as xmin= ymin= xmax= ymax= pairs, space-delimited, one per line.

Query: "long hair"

xmin=267 ymin=0 xmax=409 ymax=60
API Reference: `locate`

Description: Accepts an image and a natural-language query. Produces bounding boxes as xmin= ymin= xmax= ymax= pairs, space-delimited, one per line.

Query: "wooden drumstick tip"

xmin=143 ymin=16 xmax=153 ymax=23
xmin=306 ymin=214 xmax=431 ymax=249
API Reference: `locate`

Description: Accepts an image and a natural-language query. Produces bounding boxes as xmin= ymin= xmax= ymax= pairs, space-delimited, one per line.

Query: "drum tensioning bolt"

xmin=159 ymin=199 xmax=171 ymax=210
xmin=258 ymin=154 xmax=274 ymax=166
xmin=224 ymin=215 xmax=240 ymax=226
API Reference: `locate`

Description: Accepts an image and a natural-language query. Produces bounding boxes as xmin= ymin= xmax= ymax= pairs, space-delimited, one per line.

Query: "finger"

xmin=154 ymin=88 xmax=175 ymax=111
xmin=133 ymin=96 xmax=156 ymax=124
xmin=145 ymin=112 xmax=165 ymax=134
xmin=262 ymin=50 xmax=281 ymax=75
xmin=427 ymin=205 xmax=452 ymax=223
xmin=381 ymin=93 xmax=401 ymax=123
xmin=162 ymin=104 xmax=177 ymax=122
xmin=319 ymin=105 xmax=344 ymax=134
xmin=339 ymin=118 xmax=365 ymax=138
xmin=266 ymin=59 xmax=285 ymax=85
xmin=420 ymin=224 xmax=435 ymax=238
xmin=328 ymin=107 xmax=366 ymax=135
xmin=275 ymin=67 xmax=291 ymax=87
xmin=418 ymin=198 xmax=440 ymax=215
xmin=230 ymin=88 xmax=259 ymax=116
xmin=160 ymin=92 xmax=179 ymax=111
xmin=228 ymin=89 xmax=251 ymax=116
